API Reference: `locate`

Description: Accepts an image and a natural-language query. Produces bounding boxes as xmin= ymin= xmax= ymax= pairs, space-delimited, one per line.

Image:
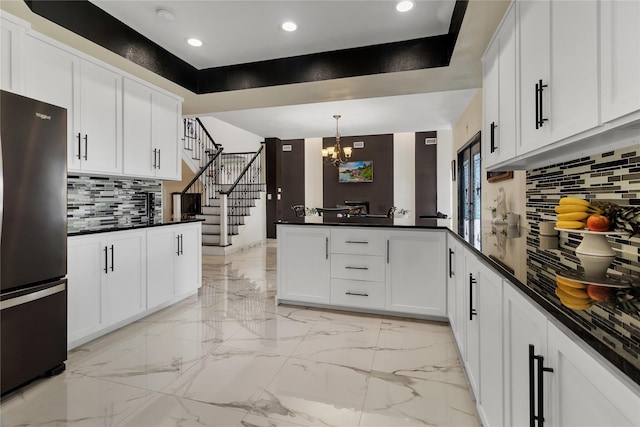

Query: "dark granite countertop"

xmin=68 ymin=218 xmax=204 ymax=236
xmin=277 ymin=220 xmax=640 ymax=387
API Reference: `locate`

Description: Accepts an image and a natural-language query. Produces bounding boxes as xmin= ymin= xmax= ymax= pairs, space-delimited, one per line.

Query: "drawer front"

xmin=331 ymin=279 xmax=385 ymax=309
xmin=331 ymin=228 xmax=387 ymax=256
xmin=331 ymin=254 xmax=386 ymax=282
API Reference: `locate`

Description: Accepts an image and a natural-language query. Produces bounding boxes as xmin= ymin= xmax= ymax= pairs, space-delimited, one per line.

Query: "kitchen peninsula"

xmin=276 ymin=221 xmax=640 ymax=427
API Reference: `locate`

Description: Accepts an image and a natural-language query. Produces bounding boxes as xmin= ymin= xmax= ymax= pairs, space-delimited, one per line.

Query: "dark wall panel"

xmin=415 ymin=131 xmax=438 ymax=226
xmin=322 ymin=134 xmax=393 ymax=225
xmin=277 ymin=139 xmax=305 ymax=223
xmin=264 ymin=138 xmax=280 ymax=239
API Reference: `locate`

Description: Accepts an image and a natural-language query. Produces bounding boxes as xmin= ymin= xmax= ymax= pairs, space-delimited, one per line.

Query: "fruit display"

xmin=555 ymin=276 xmax=595 ymax=310
xmin=554 ymin=197 xmax=640 ymax=235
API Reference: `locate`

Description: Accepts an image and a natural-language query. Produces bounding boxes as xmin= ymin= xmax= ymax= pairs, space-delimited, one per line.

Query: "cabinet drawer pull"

xmin=325 ymin=237 xmax=329 ymax=260
xmin=345 ymin=292 xmax=368 ymax=297
xmin=345 ymin=266 xmax=369 ymax=270
xmin=449 ymin=248 xmax=454 ymax=278
xmin=83 ymin=135 xmax=88 ymax=160
xmin=77 ymin=133 xmax=82 ymax=160
xmin=345 ymin=240 xmax=368 ymax=244
xmin=110 ymin=244 xmax=115 ymax=272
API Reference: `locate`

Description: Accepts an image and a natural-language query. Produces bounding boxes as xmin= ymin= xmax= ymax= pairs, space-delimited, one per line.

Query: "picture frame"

xmin=487 ymin=170 xmax=513 ymax=183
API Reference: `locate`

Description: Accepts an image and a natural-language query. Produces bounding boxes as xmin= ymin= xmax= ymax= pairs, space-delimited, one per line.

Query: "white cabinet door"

xmin=152 ymin=90 xmax=181 ymax=180
xmin=67 ymin=234 xmax=107 ymax=346
xmin=386 ymin=230 xmax=446 ymax=317
xmin=123 ymin=78 xmax=153 ymax=177
xmin=547 ymin=322 xmax=640 ymax=427
xmin=77 ymin=60 xmax=122 ymax=175
xmin=518 ymin=0 xmax=599 ymax=154
xmin=483 ymin=4 xmax=516 ymax=169
xmin=146 ymin=227 xmax=176 ymax=309
xmin=123 ymin=78 xmax=181 ymax=180
xmin=105 ymin=230 xmax=146 ymax=325
xmin=547 ymin=0 xmax=599 ymax=143
xmin=277 ymin=225 xmax=330 ymax=304
xmin=503 ymin=285 xmax=548 ymax=427
xmin=446 ymin=237 xmax=463 ymax=341
xmin=517 ymin=0 xmax=550 ymax=155
xmin=477 ymin=266 xmax=504 ymax=427
xmin=1 ymin=16 xmax=25 ymax=93
xmin=601 ymin=0 xmax=640 ymax=123
xmin=464 ymin=252 xmax=481 ymax=396
xmin=175 ymin=223 xmax=201 ymax=296
xmin=24 ymin=37 xmax=77 ymax=170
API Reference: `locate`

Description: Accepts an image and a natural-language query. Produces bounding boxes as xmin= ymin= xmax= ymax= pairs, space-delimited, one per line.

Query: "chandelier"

xmin=322 ymin=115 xmax=353 ymax=166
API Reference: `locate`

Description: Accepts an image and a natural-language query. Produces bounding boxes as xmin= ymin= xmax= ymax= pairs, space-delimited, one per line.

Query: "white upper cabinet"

xmin=518 ymin=0 xmax=599 ymax=156
xmin=483 ymin=4 xmax=516 ymax=169
xmin=123 ymin=78 xmax=181 ymax=180
xmin=601 ymin=0 xmax=640 ymax=123
xmin=0 ymin=14 xmax=26 ymax=94
xmin=24 ymin=36 xmax=122 ymax=175
xmin=76 ymin=60 xmax=123 ymax=175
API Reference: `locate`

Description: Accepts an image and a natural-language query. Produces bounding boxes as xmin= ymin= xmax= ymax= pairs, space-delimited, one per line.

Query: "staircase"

xmin=178 ymin=118 xmax=265 ymax=255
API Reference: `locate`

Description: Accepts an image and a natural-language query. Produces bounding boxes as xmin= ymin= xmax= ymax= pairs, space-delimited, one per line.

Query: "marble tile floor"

xmin=0 ymin=241 xmax=480 ymax=427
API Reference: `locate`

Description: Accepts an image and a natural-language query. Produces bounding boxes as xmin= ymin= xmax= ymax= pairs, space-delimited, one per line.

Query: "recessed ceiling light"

xmin=156 ymin=8 xmax=175 ymax=22
xmin=186 ymin=38 xmax=203 ymax=47
xmin=282 ymin=21 xmax=297 ymax=32
xmin=396 ymin=1 xmax=415 ymax=12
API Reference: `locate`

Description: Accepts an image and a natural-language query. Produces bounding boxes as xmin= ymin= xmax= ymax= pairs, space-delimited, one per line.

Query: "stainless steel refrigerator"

xmin=0 ymin=90 xmax=68 ymax=395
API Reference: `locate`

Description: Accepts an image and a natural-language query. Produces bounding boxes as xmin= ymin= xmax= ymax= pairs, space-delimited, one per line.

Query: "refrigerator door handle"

xmin=0 ymin=283 xmax=66 ymax=311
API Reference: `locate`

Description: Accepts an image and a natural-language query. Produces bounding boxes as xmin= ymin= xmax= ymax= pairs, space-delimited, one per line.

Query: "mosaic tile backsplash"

xmin=68 ymin=175 xmax=162 ymax=231
xmin=526 ymin=145 xmax=640 ymax=370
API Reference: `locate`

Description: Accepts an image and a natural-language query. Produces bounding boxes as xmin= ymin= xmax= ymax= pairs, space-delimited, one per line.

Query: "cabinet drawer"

xmin=331 ymin=228 xmax=387 ymax=256
xmin=331 ymin=254 xmax=385 ymax=282
xmin=330 ymin=279 xmax=385 ymax=309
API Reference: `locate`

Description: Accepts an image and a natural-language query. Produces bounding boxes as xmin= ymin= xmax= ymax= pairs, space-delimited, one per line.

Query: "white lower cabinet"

xmin=67 ymin=223 xmax=201 ymax=349
xmin=68 ymin=230 xmax=146 ymax=347
xmin=276 ymin=225 xmax=447 ymax=318
xmin=547 ymin=322 xmax=640 ymax=427
xmin=502 ymin=284 xmax=548 ymax=427
xmin=277 ymin=225 xmax=331 ymax=304
xmin=104 ymin=230 xmax=146 ymax=325
xmin=447 ymin=236 xmax=465 ymax=351
xmin=67 ymin=234 xmax=107 ymax=345
xmin=386 ymin=229 xmax=446 ymax=317
xmin=147 ymin=223 xmax=202 ymax=309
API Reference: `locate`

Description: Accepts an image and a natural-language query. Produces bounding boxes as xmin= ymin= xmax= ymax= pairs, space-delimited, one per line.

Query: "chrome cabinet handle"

xmin=345 ymin=240 xmax=368 ymax=244
xmin=345 ymin=292 xmax=368 ymax=297
xmin=345 ymin=266 xmax=369 ymax=270
xmin=325 ymin=237 xmax=329 ymax=260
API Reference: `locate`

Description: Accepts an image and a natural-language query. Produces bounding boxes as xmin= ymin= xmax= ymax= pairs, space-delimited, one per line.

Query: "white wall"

xmin=437 ymin=130 xmax=454 ymax=223
xmin=198 ymin=116 xmax=263 ymax=152
xmin=228 ymin=193 xmax=267 ymax=249
xmin=304 ymin=137 xmax=324 ymax=223
xmin=393 ymin=132 xmax=416 ymax=225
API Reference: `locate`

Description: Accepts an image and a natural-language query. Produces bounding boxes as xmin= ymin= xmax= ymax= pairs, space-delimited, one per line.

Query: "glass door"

xmin=457 ymin=132 xmax=482 ymax=250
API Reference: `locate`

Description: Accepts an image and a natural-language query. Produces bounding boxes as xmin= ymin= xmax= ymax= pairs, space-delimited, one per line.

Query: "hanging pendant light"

xmin=322 ymin=115 xmax=353 ymax=166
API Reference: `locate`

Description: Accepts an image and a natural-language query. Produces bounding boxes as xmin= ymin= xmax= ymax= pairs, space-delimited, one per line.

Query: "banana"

xmin=555 ymin=220 xmax=586 ymax=229
xmin=556 ymin=283 xmax=589 ymax=298
xmin=555 ymin=288 xmax=591 ymax=305
xmin=555 ymin=205 xmax=591 ymax=214
xmin=556 ymin=276 xmax=587 ymax=289
xmin=559 ymin=197 xmax=591 ymax=207
xmin=559 ymin=299 xmax=593 ymax=310
xmin=556 ymin=212 xmax=590 ymax=221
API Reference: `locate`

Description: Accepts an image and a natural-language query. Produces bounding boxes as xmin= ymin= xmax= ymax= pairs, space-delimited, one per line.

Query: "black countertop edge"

xmin=68 ymin=218 xmax=205 ymax=236
xmin=276 ymin=221 xmax=640 ymax=387
xmin=275 ymin=220 xmax=450 ymax=230
xmin=446 ymin=231 xmax=640 ymax=389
